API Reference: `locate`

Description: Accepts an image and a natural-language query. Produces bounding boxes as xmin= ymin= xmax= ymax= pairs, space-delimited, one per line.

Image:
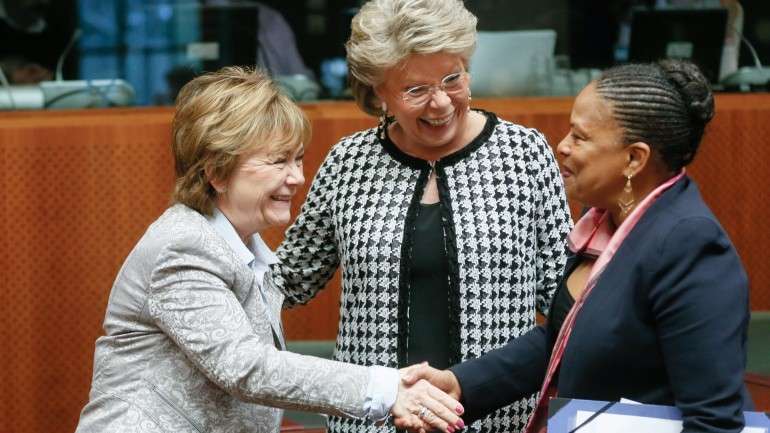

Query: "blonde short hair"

xmin=346 ymin=0 xmax=478 ymax=116
xmin=171 ymin=66 xmax=310 ymax=215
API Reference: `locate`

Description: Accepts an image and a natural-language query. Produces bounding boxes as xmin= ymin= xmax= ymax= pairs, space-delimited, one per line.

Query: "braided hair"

xmin=595 ymin=60 xmax=715 ymax=171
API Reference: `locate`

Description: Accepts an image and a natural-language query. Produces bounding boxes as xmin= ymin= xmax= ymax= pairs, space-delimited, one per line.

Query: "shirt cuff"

xmin=363 ymin=366 xmax=399 ymax=421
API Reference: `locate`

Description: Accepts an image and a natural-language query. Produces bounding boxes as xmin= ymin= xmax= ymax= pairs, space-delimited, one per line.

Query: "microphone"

xmin=0 ymin=27 xmax=135 ymax=110
xmin=0 ymin=64 xmax=16 ymax=109
xmin=738 ymin=28 xmax=764 ymax=70
xmin=55 ymin=28 xmax=82 ymax=81
xmin=721 ymin=24 xmax=770 ymax=88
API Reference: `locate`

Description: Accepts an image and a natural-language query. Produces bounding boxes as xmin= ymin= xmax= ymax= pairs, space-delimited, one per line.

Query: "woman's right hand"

xmin=390 ymin=365 xmax=465 ymax=433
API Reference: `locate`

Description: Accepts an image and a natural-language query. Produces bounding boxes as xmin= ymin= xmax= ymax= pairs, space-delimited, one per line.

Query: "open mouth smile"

xmin=421 ymin=113 xmax=453 ymax=127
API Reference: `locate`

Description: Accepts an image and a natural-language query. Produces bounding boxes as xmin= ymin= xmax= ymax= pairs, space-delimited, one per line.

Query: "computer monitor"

xmin=170 ymin=4 xmax=259 ymax=73
xmin=469 ymin=30 xmax=557 ymax=97
xmin=628 ymin=8 xmax=727 ymax=84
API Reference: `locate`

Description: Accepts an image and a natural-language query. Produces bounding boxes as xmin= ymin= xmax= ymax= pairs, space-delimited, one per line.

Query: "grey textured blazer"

xmin=75 ymin=204 xmax=371 ymax=433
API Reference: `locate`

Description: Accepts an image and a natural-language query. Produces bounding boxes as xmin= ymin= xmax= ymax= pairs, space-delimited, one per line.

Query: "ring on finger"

xmin=417 ymin=406 xmax=428 ymax=419
xmin=417 ymin=406 xmax=434 ymax=422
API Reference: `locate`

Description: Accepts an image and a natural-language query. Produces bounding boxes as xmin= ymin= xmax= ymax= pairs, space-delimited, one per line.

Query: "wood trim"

xmin=746 ymin=373 xmax=770 ymax=412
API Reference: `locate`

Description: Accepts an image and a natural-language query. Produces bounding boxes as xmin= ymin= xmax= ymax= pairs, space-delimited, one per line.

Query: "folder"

xmin=547 ymin=397 xmax=770 ymax=433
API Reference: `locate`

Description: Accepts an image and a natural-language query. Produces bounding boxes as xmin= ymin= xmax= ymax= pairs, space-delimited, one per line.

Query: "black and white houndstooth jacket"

xmin=273 ymin=111 xmax=572 ymax=433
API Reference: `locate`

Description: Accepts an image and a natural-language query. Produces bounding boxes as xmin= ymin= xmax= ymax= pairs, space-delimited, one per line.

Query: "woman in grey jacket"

xmin=74 ymin=67 xmax=464 ymax=433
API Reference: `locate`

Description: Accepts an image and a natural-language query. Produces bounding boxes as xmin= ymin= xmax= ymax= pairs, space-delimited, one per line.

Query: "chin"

xmin=268 ymin=213 xmax=292 ymax=227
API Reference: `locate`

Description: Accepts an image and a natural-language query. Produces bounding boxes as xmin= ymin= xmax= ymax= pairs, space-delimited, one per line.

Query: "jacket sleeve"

xmin=272 ymin=144 xmax=342 ymax=307
xmin=529 ymin=130 xmax=572 ymax=315
xmin=147 ymin=239 xmax=370 ymax=418
xmin=649 ymin=217 xmax=749 ymax=433
xmin=449 ymin=324 xmax=550 ymax=423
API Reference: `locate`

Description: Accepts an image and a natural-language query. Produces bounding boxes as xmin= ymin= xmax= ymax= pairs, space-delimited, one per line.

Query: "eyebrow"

xmin=570 ymin=122 xmax=588 ymax=137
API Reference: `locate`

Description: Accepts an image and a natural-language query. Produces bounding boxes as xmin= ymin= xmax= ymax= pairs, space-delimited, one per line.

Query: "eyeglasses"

xmin=401 ymin=72 xmax=467 ymax=107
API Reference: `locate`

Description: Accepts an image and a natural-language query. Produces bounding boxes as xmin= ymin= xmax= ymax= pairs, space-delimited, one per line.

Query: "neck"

xmin=215 ymin=203 xmax=258 ymax=246
xmin=240 ymin=233 xmax=253 ymax=248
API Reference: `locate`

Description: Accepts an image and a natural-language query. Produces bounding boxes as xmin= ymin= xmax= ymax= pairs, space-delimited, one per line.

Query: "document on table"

xmin=574 ymin=410 xmax=767 ymax=433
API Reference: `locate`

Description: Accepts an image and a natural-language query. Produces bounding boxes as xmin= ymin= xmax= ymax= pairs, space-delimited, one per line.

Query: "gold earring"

xmin=618 ymin=174 xmax=635 ymax=216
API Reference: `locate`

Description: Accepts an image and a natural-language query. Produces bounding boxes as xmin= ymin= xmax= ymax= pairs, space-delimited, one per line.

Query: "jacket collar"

xmin=207 ymin=208 xmax=278 ymax=285
xmin=378 ymin=109 xmax=498 ymax=170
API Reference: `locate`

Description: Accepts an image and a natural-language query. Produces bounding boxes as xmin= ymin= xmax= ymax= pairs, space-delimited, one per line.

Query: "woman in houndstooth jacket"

xmin=272 ymin=1 xmax=573 ymax=433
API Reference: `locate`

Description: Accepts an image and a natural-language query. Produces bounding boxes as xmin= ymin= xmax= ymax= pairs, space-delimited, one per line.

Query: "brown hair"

xmin=171 ymin=66 xmax=310 ymax=215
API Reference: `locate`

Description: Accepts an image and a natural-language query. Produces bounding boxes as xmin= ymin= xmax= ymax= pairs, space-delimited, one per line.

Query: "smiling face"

xmin=556 ymin=83 xmax=631 ymax=210
xmin=211 ymin=143 xmax=305 ymax=240
xmin=375 ymin=52 xmax=473 ymax=158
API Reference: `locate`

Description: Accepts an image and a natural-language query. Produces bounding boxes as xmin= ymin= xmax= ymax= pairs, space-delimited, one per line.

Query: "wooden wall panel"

xmin=746 ymin=373 xmax=770 ymax=412
xmin=1 ymin=95 xmax=769 ymax=433
xmin=0 ymin=109 xmax=177 ymax=433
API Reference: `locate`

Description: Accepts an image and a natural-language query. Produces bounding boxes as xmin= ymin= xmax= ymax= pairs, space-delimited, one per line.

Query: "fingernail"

xmin=455 ymin=419 xmax=465 ymax=429
xmin=447 ymin=426 xmax=455 ymax=433
xmin=455 ymin=405 xmax=464 ymax=415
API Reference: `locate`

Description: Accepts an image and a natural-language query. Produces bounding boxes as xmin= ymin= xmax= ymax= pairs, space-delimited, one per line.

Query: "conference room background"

xmin=3 ymin=0 xmax=770 ymax=105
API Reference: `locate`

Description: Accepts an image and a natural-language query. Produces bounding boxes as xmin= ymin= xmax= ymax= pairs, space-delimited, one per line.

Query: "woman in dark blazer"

xmin=403 ymin=60 xmax=752 ymax=433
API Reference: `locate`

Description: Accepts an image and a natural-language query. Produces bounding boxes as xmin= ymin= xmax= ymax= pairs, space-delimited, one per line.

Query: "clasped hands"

xmin=389 ymin=362 xmax=464 ymax=433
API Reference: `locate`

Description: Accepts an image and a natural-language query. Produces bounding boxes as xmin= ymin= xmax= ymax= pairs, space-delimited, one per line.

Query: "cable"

xmin=727 ymin=21 xmax=764 ymax=69
xmin=55 ymin=28 xmax=82 ymax=82
xmin=43 ymin=87 xmax=92 ymax=108
xmin=568 ymin=401 xmax=617 ymax=433
xmin=0 ymin=66 xmax=16 ymax=110
xmin=737 ymin=29 xmax=763 ymax=69
xmin=43 ymin=80 xmax=121 ymax=109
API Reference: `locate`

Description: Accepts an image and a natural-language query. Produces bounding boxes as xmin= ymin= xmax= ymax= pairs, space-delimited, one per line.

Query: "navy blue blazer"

xmin=451 ymin=176 xmax=751 ymax=433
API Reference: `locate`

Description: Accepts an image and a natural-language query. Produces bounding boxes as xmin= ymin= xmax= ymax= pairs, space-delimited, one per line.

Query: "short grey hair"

xmin=346 ymin=0 xmax=478 ymax=116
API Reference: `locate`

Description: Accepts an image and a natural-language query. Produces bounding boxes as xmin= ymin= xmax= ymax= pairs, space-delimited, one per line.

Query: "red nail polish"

xmin=455 ymin=405 xmax=464 ymax=414
xmin=447 ymin=426 xmax=455 ymax=433
xmin=456 ymin=419 xmax=465 ymax=429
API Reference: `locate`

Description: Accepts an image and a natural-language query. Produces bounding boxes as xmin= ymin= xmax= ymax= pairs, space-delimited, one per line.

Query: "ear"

xmin=205 ymin=164 xmax=227 ymax=194
xmin=372 ymin=84 xmax=391 ymax=116
xmin=373 ymin=83 xmax=388 ymax=107
xmin=625 ymin=142 xmax=652 ymax=177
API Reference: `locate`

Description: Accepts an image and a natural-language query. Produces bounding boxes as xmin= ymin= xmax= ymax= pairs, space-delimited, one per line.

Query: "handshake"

xmin=390 ymin=362 xmax=464 ymax=433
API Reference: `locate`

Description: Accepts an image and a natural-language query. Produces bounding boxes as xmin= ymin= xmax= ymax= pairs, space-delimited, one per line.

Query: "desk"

xmin=2 ymin=95 xmax=769 ymax=433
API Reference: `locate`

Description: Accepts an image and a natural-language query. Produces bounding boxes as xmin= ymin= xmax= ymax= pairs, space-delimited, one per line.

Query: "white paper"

xmin=574 ymin=410 xmax=767 ymax=433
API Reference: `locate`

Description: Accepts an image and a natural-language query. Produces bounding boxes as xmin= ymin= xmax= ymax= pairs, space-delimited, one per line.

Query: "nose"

xmin=428 ymin=87 xmax=452 ymax=108
xmin=286 ymin=161 xmax=305 ymax=186
xmin=556 ymin=133 xmax=572 ymax=157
